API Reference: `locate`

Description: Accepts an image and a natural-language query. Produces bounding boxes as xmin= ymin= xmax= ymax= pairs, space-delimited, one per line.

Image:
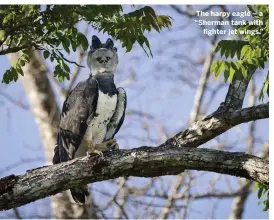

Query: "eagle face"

xmin=87 ymin=48 xmax=118 ymax=75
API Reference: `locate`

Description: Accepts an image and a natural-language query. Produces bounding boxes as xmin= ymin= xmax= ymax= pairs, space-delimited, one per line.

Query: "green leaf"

xmin=220 ymin=47 xmax=226 ymax=57
xmin=253 ymin=182 xmax=260 ymax=190
xmin=241 ymin=68 xmax=248 ymax=79
xmin=22 ymin=54 xmax=30 ymax=63
xmin=236 ymin=46 xmax=241 ymax=60
xmin=126 ymin=39 xmax=133 ymax=52
xmin=214 ymin=44 xmax=221 ymax=53
xmin=62 ymin=38 xmax=70 ymax=54
xmin=63 ymin=62 xmax=70 ymax=73
xmin=258 ymin=186 xmax=263 ymax=199
xmin=229 ymin=65 xmax=235 ymax=82
xmin=211 ymin=60 xmax=225 ymax=78
xmin=16 ymin=64 xmax=24 ymax=76
xmin=11 ymin=60 xmax=17 ymax=67
xmin=254 ymin=182 xmax=269 ymax=211
xmin=19 ymin=59 xmax=25 ymax=66
xmin=77 ymin=32 xmax=89 ymax=51
xmin=54 ymin=64 xmax=61 ymax=76
xmin=1 ymin=5 xmax=173 ymax=83
xmin=58 ymin=74 xmax=65 ymax=82
xmin=10 ymin=67 xmax=18 ymax=81
xmin=3 ymin=14 xmax=13 ymax=24
xmin=136 ymin=36 xmax=149 ymax=57
xmin=70 ymin=39 xmax=77 ymax=52
xmin=0 ymin=30 xmax=5 ymax=40
xmin=241 ymin=45 xmax=251 ymax=59
xmin=144 ymin=37 xmax=153 ymax=57
xmin=223 ymin=62 xmax=231 ymax=83
xmin=3 ymin=67 xmax=19 ymax=83
xmin=228 ymin=43 xmax=236 ymax=58
xmin=258 ymin=58 xmax=265 ymax=69
xmin=263 ymin=199 xmax=269 ymax=211
xmin=210 ymin=61 xmax=217 ymax=76
xmin=233 ymin=61 xmax=247 ymax=79
xmin=54 ymin=63 xmax=70 ymax=82
xmin=43 ymin=50 xmax=50 ymax=59
xmin=259 ymin=72 xmax=269 ymax=101
xmin=214 ymin=40 xmax=249 ymax=59
xmin=224 ymin=69 xmax=230 ymax=83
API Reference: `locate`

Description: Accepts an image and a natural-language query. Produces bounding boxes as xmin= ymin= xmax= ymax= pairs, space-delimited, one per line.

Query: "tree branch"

xmin=166 ymin=103 xmax=268 ymax=148
xmin=0 ymin=45 xmax=28 ymax=55
xmin=213 ymin=69 xmax=255 ymax=115
xmin=0 ymin=102 xmax=269 ymax=210
xmin=0 ymin=145 xmax=268 ymax=211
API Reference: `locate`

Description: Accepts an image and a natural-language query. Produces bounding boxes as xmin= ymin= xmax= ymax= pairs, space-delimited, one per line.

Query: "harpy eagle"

xmin=52 ymin=36 xmax=127 ymax=204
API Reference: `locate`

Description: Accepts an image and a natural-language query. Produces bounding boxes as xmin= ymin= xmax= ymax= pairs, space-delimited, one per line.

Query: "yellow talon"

xmin=85 ymin=139 xmax=119 ymax=156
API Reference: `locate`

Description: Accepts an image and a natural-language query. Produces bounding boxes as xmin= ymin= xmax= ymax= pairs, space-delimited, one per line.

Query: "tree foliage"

xmin=0 ymin=5 xmax=172 ymax=83
xmin=210 ymin=5 xmax=269 ymax=101
xmin=253 ymin=182 xmax=269 ymax=211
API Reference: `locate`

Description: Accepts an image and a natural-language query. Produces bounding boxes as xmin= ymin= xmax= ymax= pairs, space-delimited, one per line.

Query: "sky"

xmin=0 ymin=5 xmax=269 ymax=219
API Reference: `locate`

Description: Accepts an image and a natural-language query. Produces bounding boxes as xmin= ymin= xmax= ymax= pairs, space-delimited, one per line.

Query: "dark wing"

xmin=104 ymin=87 xmax=127 ymax=141
xmin=53 ymin=77 xmax=98 ymax=164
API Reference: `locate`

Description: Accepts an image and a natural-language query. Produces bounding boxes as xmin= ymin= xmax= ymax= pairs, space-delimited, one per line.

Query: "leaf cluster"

xmin=210 ymin=5 xmax=269 ymax=101
xmin=0 ymin=5 xmax=172 ymax=83
xmin=253 ymin=182 xmax=269 ymax=211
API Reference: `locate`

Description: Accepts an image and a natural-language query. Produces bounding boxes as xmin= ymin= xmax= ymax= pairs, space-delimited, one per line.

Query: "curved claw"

xmin=110 ymin=143 xmax=119 ymax=151
xmin=93 ymin=150 xmax=104 ymax=158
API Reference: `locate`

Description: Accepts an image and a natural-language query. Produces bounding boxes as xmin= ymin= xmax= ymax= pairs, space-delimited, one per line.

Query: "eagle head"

xmin=87 ymin=36 xmax=118 ymax=75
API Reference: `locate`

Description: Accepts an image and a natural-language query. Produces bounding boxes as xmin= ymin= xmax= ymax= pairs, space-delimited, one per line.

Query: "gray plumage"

xmin=53 ymin=36 xmax=126 ymax=204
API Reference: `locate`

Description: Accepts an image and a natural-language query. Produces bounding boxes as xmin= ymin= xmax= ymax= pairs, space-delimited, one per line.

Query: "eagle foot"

xmin=87 ymin=148 xmax=104 ymax=158
xmin=87 ymin=139 xmax=119 ymax=158
xmin=89 ymin=139 xmax=117 ymax=152
xmin=110 ymin=142 xmax=119 ymax=150
xmin=93 ymin=150 xmax=104 ymax=158
xmin=109 ymin=140 xmax=119 ymax=151
xmin=94 ymin=139 xmax=117 ymax=151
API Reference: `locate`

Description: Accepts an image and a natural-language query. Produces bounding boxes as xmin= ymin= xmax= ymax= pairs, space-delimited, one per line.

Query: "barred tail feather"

xmin=52 ymin=144 xmax=60 ymax=164
xmin=70 ymin=186 xmax=89 ymax=204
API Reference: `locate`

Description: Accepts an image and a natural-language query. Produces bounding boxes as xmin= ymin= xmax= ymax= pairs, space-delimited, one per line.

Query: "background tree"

xmin=0 ymin=4 xmax=269 ymax=219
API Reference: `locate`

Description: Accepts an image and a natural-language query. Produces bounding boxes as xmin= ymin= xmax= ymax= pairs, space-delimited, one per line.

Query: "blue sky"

xmin=0 ymin=5 xmax=269 ymax=218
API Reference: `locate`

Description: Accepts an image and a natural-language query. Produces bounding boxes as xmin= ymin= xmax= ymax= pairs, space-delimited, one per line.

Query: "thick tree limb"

xmin=0 ymin=103 xmax=268 ymax=210
xmin=0 ymin=146 xmax=268 ymax=211
xmin=166 ymin=103 xmax=268 ymax=148
xmin=229 ymin=77 xmax=257 ymax=219
xmin=0 ymin=103 xmax=269 ymax=210
xmin=212 ymin=69 xmax=255 ymax=115
xmin=0 ymin=45 xmax=29 ymax=55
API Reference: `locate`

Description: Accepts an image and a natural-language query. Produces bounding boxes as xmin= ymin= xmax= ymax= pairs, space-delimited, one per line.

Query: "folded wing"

xmin=104 ymin=87 xmax=127 ymax=141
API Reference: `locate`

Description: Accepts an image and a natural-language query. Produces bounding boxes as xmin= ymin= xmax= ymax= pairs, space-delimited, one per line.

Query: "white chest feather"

xmin=86 ymin=91 xmax=117 ymax=144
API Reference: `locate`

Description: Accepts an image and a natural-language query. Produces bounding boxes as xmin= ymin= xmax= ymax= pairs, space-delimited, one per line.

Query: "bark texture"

xmin=0 ymin=146 xmax=268 ymax=211
xmin=166 ymin=103 xmax=268 ymax=148
xmin=207 ymin=69 xmax=255 ymax=119
xmin=0 ymin=103 xmax=268 ymax=211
